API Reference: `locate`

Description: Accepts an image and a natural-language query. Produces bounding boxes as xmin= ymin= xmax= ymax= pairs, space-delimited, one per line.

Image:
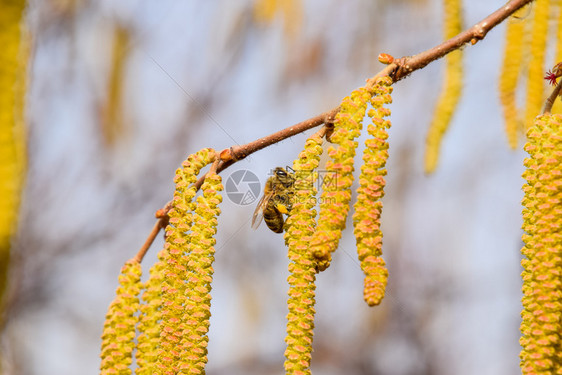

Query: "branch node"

xmin=472 ymin=25 xmax=486 ymax=40
xmin=228 ymin=146 xmax=246 ymax=162
xmin=219 ymin=148 xmax=233 ymax=162
xmin=155 ymin=201 xmax=173 ymax=219
xmin=391 ymin=57 xmax=412 ymax=81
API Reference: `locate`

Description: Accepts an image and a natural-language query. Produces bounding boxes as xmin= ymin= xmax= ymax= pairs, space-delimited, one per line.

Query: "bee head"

xmin=274 ymin=167 xmax=287 ymax=178
xmin=273 ymin=167 xmax=294 ymax=188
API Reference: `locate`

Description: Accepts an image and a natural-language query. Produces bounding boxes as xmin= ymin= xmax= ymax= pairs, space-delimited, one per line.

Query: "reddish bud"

xmin=378 ymin=53 xmax=394 ymax=64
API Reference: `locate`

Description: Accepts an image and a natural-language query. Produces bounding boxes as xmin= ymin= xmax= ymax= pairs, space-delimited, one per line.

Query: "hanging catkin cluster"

xmin=520 ymin=114 xmax=562 ymax=374
xmin=158 ymin=149 xmax=216 ymax=373
xmin=283 ymin=129 xmax=325 ymax=375
xmin=309 ymin=87 xmax=371 ymax=268
xmin=100 ymin=148 xmax=223 ymax=375
xmin=353 ymin=77 xmax=393 ymax=307
xmin=98 ymin=71 xmax=399 ymax=373
xmin=424 ymin=0 xmax=463 ymax=173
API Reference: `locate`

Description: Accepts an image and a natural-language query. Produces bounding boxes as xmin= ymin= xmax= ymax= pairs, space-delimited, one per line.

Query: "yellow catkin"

xmin=100 ymin=260 xmax=143 ymax=375
xmin=158 ymin=148 xmax=216 ymax=374
xmin=279 ymin=0 xmax=302 ymax=39
xmin=555 ymin=1 xmax=562 ymax=64
xmin=253 ymin=0 xmax=302 ymax=39
xmin=498 ymin=7 xmax=527 ymax=149
xmin=283 ymin=130 xmax=324 ymax=375
xmin=424 ymin=0 xmax=463 ymax=173
xmin=102 ymin=25 xmax=130 ymax=146
xmin=524 ymin=0 xmax=551 ymax=130
xmin=178 ymin=171 xmax=222 ymax=374
xmin=519 ymin=114 xmax=562 ymax=374
xmin=551 ymin=2 xmax=562 ymax=115
xmin=353 ymin=77 xmax=393 ymax=307
xmin=135 ymin=250 xmax=166 ymax=375
xmin=308 ymin=87 xmax=371 ymax=269
xmin=253 ymin=0 xmax=278 ymax=23
xmin=0 ymin=0 xmax=27 ymax=321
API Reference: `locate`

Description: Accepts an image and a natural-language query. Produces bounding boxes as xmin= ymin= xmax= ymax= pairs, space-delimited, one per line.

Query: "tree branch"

xmin=543 ymin=80 xmax=562 ymax=115
xmin=133 ymin=201 xmax=172 ymax=263
xmin=136 ymin=0 xmax=535 ymax=262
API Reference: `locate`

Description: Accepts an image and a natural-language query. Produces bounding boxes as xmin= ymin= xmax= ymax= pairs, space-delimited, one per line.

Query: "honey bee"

xmin=252 ymin=167 xmax=295 ymax=233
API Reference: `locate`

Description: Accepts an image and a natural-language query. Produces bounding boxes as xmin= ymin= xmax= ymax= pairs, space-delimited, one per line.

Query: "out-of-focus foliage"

xmin=498 ymin=8 xmax=526 ymax=149
xmin=253 ymin=0 xmax=302 ymax=40
xmin=0 ymin=0 xmax=27 ymax=330
xmin=100 ymin=25 xmax=130 ymax=147
xmin=499 ymin=0 xmax=562 ymax=146
xmin=424 ymin=0 xmax=463 ymax=173
xmin=523 ymin=0 xmax=550 ymax=129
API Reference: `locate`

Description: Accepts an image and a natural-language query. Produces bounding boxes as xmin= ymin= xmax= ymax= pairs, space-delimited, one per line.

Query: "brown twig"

xmin=133 ymin=200 xmax=172 ymax=263
xmin=314 ymin=125 xmax=329 ymax=139
xmin=542 ymin=80 xmax=562 ymax=115
xmin=228 ymin=109 xmax=338 ymax=162
xmin=135 ymin=0 xmax=535 ymax=262
xmin=208 ymin=154 xmax=221 ymax=174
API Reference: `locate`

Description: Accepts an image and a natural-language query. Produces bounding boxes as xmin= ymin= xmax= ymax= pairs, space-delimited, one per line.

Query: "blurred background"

xmin=2 ymin=0 xmax=527 ymax=374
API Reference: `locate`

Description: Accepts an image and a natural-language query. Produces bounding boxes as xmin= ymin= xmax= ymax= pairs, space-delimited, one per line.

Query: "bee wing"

xmin=251 ymin=191 xmax=274 ymax=229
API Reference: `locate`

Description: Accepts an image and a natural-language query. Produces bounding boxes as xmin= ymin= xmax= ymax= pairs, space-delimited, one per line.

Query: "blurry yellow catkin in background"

xmin=498 ymin=8 xmax=527 ymax=149
xmin=424 ymin=0 xmax=463 ymax=173
xmin=0 ymin=0 xmax=28 ymax=318
xmin=550 ymin=2 xmax=562 ymax=114
xmin=101 ymin=25 xmax=130 ymax=146
xmin=523 ymin=0 xmax=550 ymax=130
xmin=253 ymin=0 xmax=302 ymax=39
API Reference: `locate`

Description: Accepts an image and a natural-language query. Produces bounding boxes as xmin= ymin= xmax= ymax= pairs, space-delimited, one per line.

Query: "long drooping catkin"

xmin=100 ymin=260 xmax=142 ymax=375
xmin=353 ymin=77 xmax=393 ymax=307
xmin=309 ymin=87 xmax=371 ymax=268
xmin=283 ymin=129 xmax=325 ymax=375
xmin=520 ymin=114 xmax=562 ymax=374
